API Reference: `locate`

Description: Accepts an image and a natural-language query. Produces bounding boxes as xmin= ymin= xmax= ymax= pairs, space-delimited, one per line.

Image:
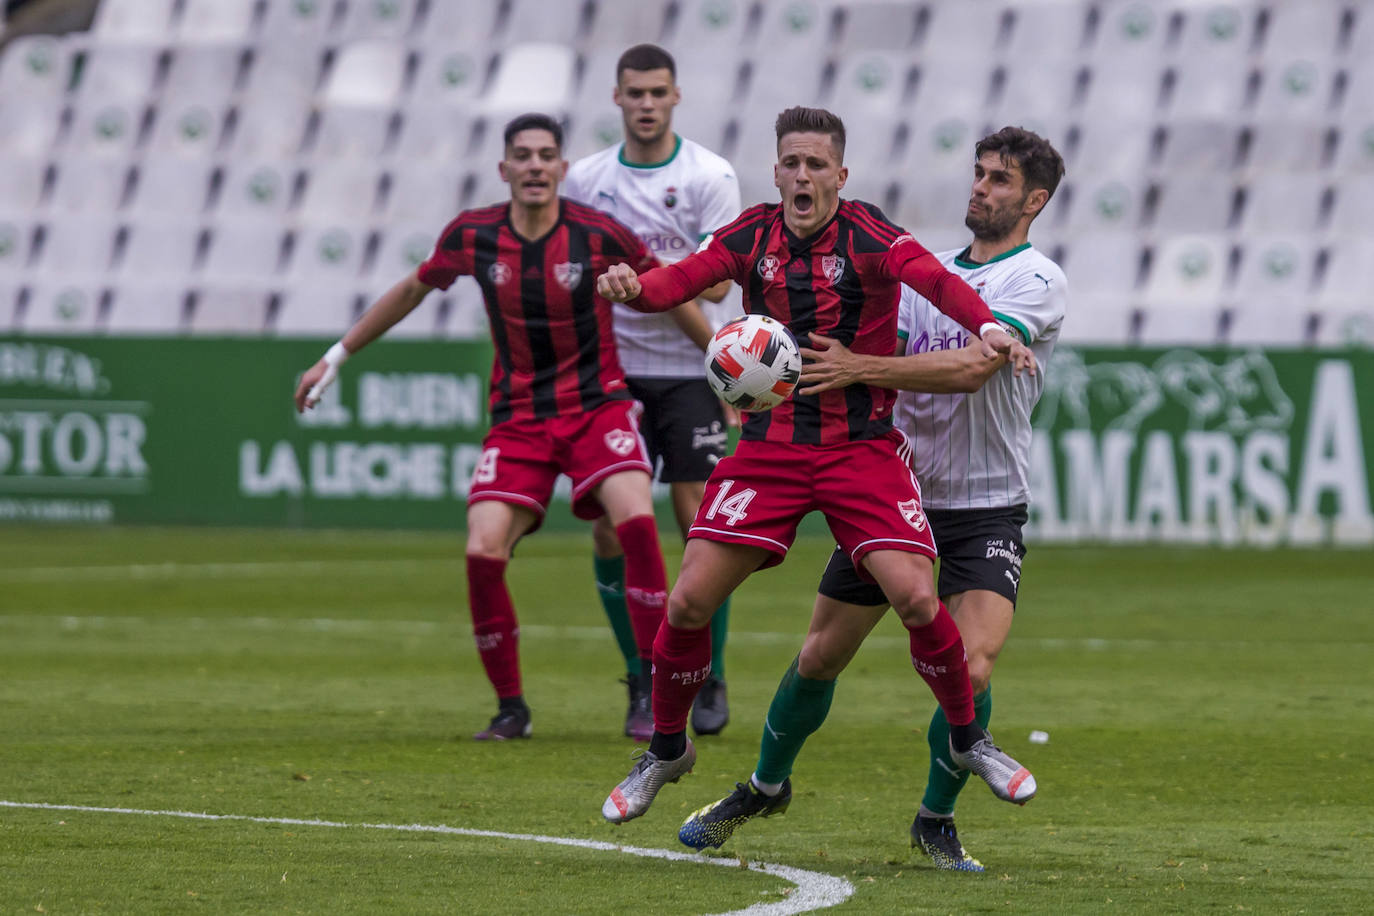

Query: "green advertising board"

xmin=1 ymin=336 xmax=1371 ymax=545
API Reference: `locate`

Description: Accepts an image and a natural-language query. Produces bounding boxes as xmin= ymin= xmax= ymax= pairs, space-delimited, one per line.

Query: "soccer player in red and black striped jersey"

xmin=599 ymin=107 xmax=1039 ymax=825
xmin=294 ymin=113 xmax=672 ymax=743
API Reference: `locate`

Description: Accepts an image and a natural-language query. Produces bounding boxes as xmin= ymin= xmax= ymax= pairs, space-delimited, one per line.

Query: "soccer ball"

xmin=704 ymin=314 xmax=802 ymax=411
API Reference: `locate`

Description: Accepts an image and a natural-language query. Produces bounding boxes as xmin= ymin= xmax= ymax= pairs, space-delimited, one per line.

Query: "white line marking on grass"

xmin=0 ymin=801 xmax=853 ymax=916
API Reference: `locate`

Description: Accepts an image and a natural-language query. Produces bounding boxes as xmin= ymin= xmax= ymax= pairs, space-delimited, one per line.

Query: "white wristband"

xmin=978 ymin=321 xmax=1003 ymax=339
xmin=323 ymin=341 xmax=350 ymax=366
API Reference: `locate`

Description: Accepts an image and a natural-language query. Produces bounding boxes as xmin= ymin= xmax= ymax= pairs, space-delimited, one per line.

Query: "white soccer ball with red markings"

xmin=704 ymin=314 xmax=802 ymax=411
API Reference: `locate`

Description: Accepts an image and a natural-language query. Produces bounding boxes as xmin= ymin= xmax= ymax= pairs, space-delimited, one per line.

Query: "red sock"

xmin=615 ymin=515 xmax=668 ymax=659
xmin=906 ymin=601 xmax=975 ymax=726
xmin=466 ymin=555 xmax=521 ymax=700
xmin=651 ymin=620 xmax=712 ymax=733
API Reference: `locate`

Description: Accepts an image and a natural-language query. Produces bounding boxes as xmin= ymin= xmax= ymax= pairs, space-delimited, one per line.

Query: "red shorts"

xmin=467 ymin=400 xmax=652 ymax=527
xmin=689 ymin=429 xmax=936 ymax=578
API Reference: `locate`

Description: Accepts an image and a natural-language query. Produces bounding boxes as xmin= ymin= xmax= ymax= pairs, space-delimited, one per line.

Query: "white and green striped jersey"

xmin=564 ymin=135 xmax=742 ymax=378
xmin=895 ymin=243 xmax=1067 ymax=509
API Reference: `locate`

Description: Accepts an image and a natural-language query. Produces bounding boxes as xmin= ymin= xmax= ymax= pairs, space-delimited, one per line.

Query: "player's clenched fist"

xmin=597 ymin=263 xmax=643 ymax=302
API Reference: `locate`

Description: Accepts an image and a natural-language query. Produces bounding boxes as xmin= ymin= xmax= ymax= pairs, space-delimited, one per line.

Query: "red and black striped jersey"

xmin=418 ymin=198 xmax=657 ymax=424
xmin=628 ymin=199 xmax=997 ymax=445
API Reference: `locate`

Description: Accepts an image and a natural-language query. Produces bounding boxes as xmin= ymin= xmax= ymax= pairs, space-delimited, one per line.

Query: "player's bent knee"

xmin=666 ymin=590 xmax=716 ymax=629
xmin=888 ymin=588 xmax=939 ymax=627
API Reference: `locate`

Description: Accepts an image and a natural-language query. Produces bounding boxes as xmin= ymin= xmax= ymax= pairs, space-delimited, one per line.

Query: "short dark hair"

xmin=975 ymin=126 xmax=1066 ymax=201
xmin=503 ymin=112 xmax=564 ymax=152
xmin=775 ymin=106 xmax=846 ymax=160
xmin=616 ymin=43 xmax=676 ymax=81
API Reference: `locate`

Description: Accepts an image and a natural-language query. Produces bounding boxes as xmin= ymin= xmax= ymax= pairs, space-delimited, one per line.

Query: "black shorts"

xmin=816 ymin=505 xmax=1030 ymax=607
xmin=626 ymin=376 xmax=728 ymax=483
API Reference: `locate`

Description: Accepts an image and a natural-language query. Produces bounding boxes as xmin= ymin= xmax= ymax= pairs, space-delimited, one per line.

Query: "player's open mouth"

xmin=793 ymin=193 xmax=814 ymax=214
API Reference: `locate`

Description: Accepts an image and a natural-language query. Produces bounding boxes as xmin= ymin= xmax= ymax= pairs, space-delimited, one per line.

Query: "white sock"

xmin=750 ymin=774 xmax=784 ymax=797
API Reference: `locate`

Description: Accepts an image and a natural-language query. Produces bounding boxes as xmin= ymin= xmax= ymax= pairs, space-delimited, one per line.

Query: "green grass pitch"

xmin=2 ymin=526 xmax=1371 ymax=914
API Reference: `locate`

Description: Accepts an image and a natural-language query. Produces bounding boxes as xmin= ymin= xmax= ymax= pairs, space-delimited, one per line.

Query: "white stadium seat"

xmin=407 ymin=44 xmax=490 ymax=108
xmin=91 ymin=0 xmax=178 ymax=43
xmin=309 ymin=105 xmax=398 ymax=160
xmin=0 ymin=219 xmax=37 ymax=277
xmin=1229 ymin=236 xmax=1319 ymax=305
xmin=1059 ymin=172 xmax=1149 ymax=234
xmin=1258 ymin=0 xmax=1346 ymax=58
xmin=1251 ymin=57 xmax=1337 ymax=121
xmin=114 ymin=220 xmax=204 ymax=280
xmin=501 ymin=0 xmax=593 ymax=44
xmin=321 ymin=40 xmax=408 ymax=107
xmin=30 ymin=218 xmax=122 ymax=279
xmin=272 ymin=284 xmax=363 ymax=336
xmin=827 ymin=51 xmax=916 ymax=119
xmin=202 ymin=222 xmax=288 ymax=279
xmin=0 ymin=156 xmax=51 ymax=216
xmin=1240 ymin=119 xmax=1331 ymax=173
xmin=1055 ymin=294 xmax=1137 ymax=346
xmin=63 ymin=100 xmax=149 ymax=158
xmin=383 ymin=170 xmax=465 ymax=225
xmin=1237 ymin=173 xmax=1329 ymax=235
xmin=175 ymin=0 xmax=259 ymax=44
xmin=187 ymin=282 xmax=272 ymax=334
xmin=392 ymin=106 xmax=476 ymax=163
xmin=146 ymin=98 xmax=228 ymax=157
xmin=1325 ymin=175 xmax=1374 ymax=237
xmin=104 ymin=281 xmax=188 ymax=334
xmin=296 ymin=161 xmax=384 ymax=222
xmin=161 ymin=46 xmax=246 ymax=107
xmin=127 ymin=157 xmax=216 ymax=219
xmin=0 ymin=100 xmax=64 ymax=156
xmin=337 ymin=0 xmax=421 ymax=40
xmin=662 ymin=0 xmax=752 ymax=50
xmin=285 ymin=224 xmax=368 ymax=285
xmin=1059 ymin=233 xmax=1145 ymax=299
xmin=0 ymin=35 xmax=74 ymax=103
xmin=1224 ymin=299 xmax=1313 ymax=348
xmin=837 ymin=1 xmax=919 ymax=52
xmin=212 ymin=160 xmax=299 ymax=224
xmin=369 ymin=223 xmax=438 ymax=282
xmin=0 ymin=280 xmax=18 ymax=331
xmin=1147 ymin=172 xmax=1239 ymax=234
xmin=74 ymin=45 xmax=164 ymax=104
xmin=17 ymin=281 xmax=106 ymax=334
xmin=47 ymin=155 xmax=133 ymax=214
xmin=1141 ymin=234 xmax=1231 ymax=306
xmin=483 ymin=42 xmax=576 ymax=113
xmin=1136 ymin=303 xmax=1226 ymax=346
xmin=416 ymin=1 xmax=505 ymax=48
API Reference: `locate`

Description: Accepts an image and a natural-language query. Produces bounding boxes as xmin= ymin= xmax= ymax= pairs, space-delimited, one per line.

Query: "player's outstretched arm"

xmin=799 ymin=334 xmax=1009 ymax=396
xmin=597 ymin=246 xmax=735 ymax=314
xmin=294 ymin=271 xmax=433 ymax=412
xmin=596 ymin=263 xmax=643 ymax=302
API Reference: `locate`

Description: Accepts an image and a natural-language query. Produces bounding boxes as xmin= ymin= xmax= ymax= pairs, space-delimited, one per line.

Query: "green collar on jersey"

xmin=953 ymin=241 xmax=1031 ymax=269
xmin=618 ymin=134 xmax=682 ymax=169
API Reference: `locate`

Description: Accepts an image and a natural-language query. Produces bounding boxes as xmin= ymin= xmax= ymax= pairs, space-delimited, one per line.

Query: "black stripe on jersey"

xmin=845 ymin=200 xmax=901 ymax=253
xmin=520 ymin=233 xmax=559 ymax=418
xmin=565 ymin=224 xmax=603 ymax=412
xmin=830 ymin=219 xmax=876 ymax=441
xmin=716 ymin=204 xmax=776 ymax=255
xmin=472 ymin=222 xmax=513 ymax=421
xmin=783 ymin=234 xmax=822 ymax=446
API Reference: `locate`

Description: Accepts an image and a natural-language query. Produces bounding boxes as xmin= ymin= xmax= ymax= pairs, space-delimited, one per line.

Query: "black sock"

xmin=949 ymin=721 xmax=984 ymax=754
xmin=499 ymin=695 xmax=527 ymax=714
xmin=649 ymin=730 xmax=686 ymax=760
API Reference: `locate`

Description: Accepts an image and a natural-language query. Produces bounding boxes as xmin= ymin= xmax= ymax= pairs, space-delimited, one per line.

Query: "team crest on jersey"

xmin=488 ymin=262 xmax=512 ymax=285
xmin=822 ymin=254 xmax=846 ymax=284
xmin=898 ymin=499 xmax=927 ymax=532
xmin=757 ymin=255 xmax=781 ymax=281
xmin=604 ymin=429 xmax=637 ymax=456
xmin=554 ymin=261 xmax=583 ymax=290
xmin=664 ymin=186 xmax=677 ymax=208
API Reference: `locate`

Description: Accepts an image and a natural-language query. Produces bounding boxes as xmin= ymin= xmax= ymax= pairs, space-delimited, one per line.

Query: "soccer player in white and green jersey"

xmin=562 ymin=44 xmax=743 ymax=740
xmin=677 ymin=127 xmax=1067 ymax=870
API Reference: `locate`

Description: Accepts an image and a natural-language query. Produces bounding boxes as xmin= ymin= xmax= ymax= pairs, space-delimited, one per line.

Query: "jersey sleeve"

xmin=884 ymin=235 xmax=996 ymax=336
xmin=694 ymin=161 xmax=743 ymax=239
xmin=897 ymin=283 xmax=918 ymax=340
xmin=416 ymin=215 xmax=474 ymax=291
xmin=594 ymin=207 xmax=658 ymax=273
xmin=629 ymin=238 xmax=739 ymax=312
xmin=990 ymin=262 xmax=1068 ymax=344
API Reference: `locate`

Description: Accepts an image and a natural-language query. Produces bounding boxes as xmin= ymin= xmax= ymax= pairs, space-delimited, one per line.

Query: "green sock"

xmin=755 ymin=657 xmax=836 ymax=785
xmin=921 ymin=687 xmax=993 ymax=817
xmin=593 ymin=554 xmax=639 ymax=677
xmin=709 ymin=596 xmax=730 ymax=679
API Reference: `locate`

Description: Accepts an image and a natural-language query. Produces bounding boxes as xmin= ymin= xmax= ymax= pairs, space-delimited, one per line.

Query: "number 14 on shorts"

xmin=704 ymin=479 xmax=756 ymax=526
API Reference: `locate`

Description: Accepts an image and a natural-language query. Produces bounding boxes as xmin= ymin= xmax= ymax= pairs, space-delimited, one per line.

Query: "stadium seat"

xmin=285 ymin=224 xmax=369 ymax=286
xmin=370 ymin=223 xmax=439 ymax=282
xmin=1065 ymin=117 xmax=1153 ymax=177
xmin=29 ymin=217 xmax=122 ymax=278
xmin=500 ymin=0 xmax=593 ymax=44
xmin=126 ymin=157 xmax=216 ymax=219
xmin=103 ymin=281 xmax=188 ymax=334
xmin=308 ymin=104 xmax=399 ymax=159
xmin=1161 ymin=55 xmax=1254 ymax=120
xmin=146 ymin=98 xmax=228 ymax=157
xmin=1313 ymin=306 xmax=1374 ymax=348
xmin=0 ymin=156 xmax=51 ymax=216
xmin=175 ymin=0 xmax=259 ymax=44
xmin=212 ymin=160 xmax=299 ymax=224
xmin=1239 ymin=119 xmax=1332 ymax=173
xmin=378 ymin=286 xmax=448 ymax=338
xmin=91 ymin=0 xmax=179 ymax=43
xmin=1147 ymin=172 xmax=1240 ymax=234
xmin=1135 ymin=303 xmax=1226 ymax=345
xmin=1314 ymin=239 xmax=1374 ymax=314
xmin=161 ymin=46 xmax=247 ymax=106
xmin=0 ymin=219 xmax=36 ymax=277
xmin=382 ymin=170 xmax=465 ymax=226
xmin=418 ymin=0 xmax=505 ymax=46
xmin=17 ymin=281 xmax=107 ymax=335
xmin=897 ymin=115 xmax=983 ymax=180
xmin=1258 ymin=0 xmax=1347 ymax=58
xmin=1077 ymin=57 xmax=1165 ymax=121
xmin=225 ymin=94 xmax=313 ymax=158
xmin=888 ymin=172 xmax=968 ymax=231
xmin=482 ymin=42 xmax=577 ymax=113
xmin=1059 ymin=232 xmax=1145 ymax=299
xmin=1141 ymin=234 xmax=1231 ymax=305
xmin=258 ymin=0 xmax=341 ymax=46
xmin=748 ymin=0 xmax=836 ymax=63
xmin=1055 ymin=294 xmax=1137 ymax=345
xmin=1154 ymin=117 xmax=1240 ymax=173
xmin=337 ymin=0 xmax=421 ymax=40
xmin=201 ymin=222 xmax=288 ymax=279
xmin=0 ymin=101 xmax=64 ymax=157
xmin=1058 ymin=172 xmax=1149 ymax=234
xmin=836 ymin=1 xmax=919 ymax=52
xmin=1230 ymin=235 xmax=1319 ymax=305
xmin=272 ymin=284 xmax=362 ymax=336
xmin=296 ymin=161 xmax=384 ymax=222
xmin=1001 ymin=0 xmax=1092 ymax=61
xmin=1330 ymin=121 xmax=1374 ymax=173
xmin=321 ymin=40 xmax=408 ymax=107
xmin=911 ymin=52 xmax=998 ymax=115
xmin=63 ymin=100 xmax=149 ymax=158
xmin=406 ymin=44 xmax=490 ymax=108
xmin=827 ymin=51 xmax=916 ymax=119
xmin=580 ymin=0 xmax=671 ymax=45
xmin=1088 ymin=0 xmax=1172 ymax=61
xmin=989 ymin=58 xmax=1080 ymax=122
xmin=916 ymin=0 xmax=1002 ymax=58
xmin=240 ymin=49 xmax=322 ymax=104
xmin=1237 ymin=173 xmax=1329 ymax=235
xmin=564 ymin=111 xmax=629 ymax=162
xmin=186 ymin=282 xmax=271 ymax=334
xmin=0 ymin=34 xmax=75 ymax=103
xmin=1325 ymin=175 xmax=1374 ymax=237
xmin=392 ymin=106 xmax=477 ymax=162
xmin=73 ymin=44 xmax=165 ymax=104
xmin=1171 ymin=1 xmax=1256 ymax=63
xmin=1224 ymin=298 xmax=1313 ymax=348
xmin=661 ymin=0 xmax=753 ymax=50
xmin=47 ymin=155 xmax=133 ymax=214
xmin=0 ymin=281 xmax=18 ymax=331
xmin=114 ymin=220 xmax=204 ymax=280
xmin=1251 ymin=57 xmax=1336 ymax=121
